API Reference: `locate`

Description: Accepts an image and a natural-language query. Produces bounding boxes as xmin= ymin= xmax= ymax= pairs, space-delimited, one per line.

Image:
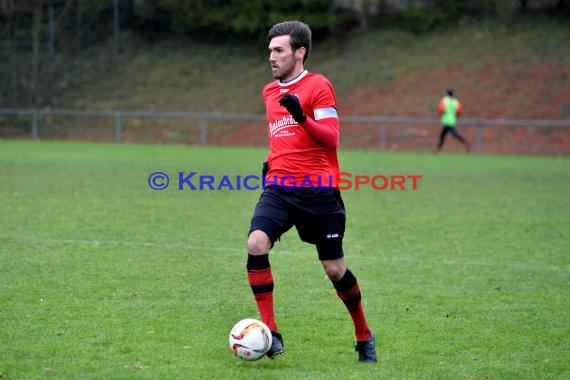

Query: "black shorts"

xmin=249 ymin=186 xmax=346 ymax=261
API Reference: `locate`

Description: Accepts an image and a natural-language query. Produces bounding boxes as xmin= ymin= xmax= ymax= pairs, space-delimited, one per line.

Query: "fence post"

xmin=476 ymin=119 xmax=483 ymax=155
xmin=379 ymin=124 xmax=386 ymax=151
xmin=114 ymin=111 xmax=122 ymax=143
xmin=31 ymin=109 xmax=38 ymax=141
xmin=200 ymin=118 xmax=208 ymax=145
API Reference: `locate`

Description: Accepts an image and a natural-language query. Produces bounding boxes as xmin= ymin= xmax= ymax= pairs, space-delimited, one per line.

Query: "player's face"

xmin=268 ymin=35 xmax=302 ymax=82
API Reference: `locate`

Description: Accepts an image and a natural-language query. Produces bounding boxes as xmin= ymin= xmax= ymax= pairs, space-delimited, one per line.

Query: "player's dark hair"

xmin=268 ymin=21 xmax=312 ymax=63
xmin=446 ymin=88 xmax=454 ymax=96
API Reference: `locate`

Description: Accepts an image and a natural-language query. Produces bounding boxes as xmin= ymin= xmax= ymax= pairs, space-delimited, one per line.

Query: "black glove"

xmin=279 ymin=94 xmax=307 ymax=123
xmin=262 ymin=161 xmax=269 ymax=177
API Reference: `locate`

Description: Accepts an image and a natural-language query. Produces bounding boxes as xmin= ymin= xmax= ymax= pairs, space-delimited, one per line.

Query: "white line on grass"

xmin=4 ymin=236 xmax=568 ymax=273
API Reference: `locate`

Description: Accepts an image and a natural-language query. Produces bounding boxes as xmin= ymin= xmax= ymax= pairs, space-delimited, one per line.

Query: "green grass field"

xmin=1 ymin=140 xmax=568 ymax=379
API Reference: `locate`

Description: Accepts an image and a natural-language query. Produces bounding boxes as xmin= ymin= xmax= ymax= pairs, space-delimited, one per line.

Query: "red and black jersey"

xmin=263 ymin=70 xmax=340 ymax=188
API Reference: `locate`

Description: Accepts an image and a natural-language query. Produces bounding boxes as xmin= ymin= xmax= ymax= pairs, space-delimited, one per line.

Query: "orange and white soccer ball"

xmin=229 ymin=318 xmax=272 ymax=360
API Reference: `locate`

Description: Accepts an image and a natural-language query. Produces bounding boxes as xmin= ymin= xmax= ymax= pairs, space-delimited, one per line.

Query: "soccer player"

xmin=435 ymin=89 xmax=470 ymax=153
xmin=245 ymin=20 xmax=377 ymax=363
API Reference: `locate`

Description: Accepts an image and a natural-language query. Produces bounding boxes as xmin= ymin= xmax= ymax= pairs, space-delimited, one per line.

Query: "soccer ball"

xmin=229 ymin=318 xmax=272 ymax=361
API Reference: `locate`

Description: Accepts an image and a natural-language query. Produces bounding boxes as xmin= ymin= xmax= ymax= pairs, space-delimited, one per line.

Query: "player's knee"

xmin=322 ymin=259 xmax=346 ymax=282
xmin=247 ymin=230 xmax=272 ymax=255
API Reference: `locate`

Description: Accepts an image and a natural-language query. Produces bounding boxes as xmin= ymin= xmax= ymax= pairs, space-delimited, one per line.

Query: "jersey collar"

xmin=278 ymin=70 xmax=308 ymax=87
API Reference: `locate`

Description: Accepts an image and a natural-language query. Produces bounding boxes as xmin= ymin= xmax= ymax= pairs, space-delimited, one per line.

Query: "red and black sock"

xmin=333 ymin=269 xmax=372 ymax=341
xmin=247 ymin=254 xmax=277 ymax=332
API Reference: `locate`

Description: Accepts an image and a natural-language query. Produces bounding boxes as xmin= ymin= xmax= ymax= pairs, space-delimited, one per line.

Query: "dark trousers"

xmin=437 ymin=125 xmax=468 ymax=149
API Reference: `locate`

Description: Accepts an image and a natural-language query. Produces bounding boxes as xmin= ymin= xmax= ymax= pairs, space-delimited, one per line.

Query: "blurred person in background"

xmin=436 ymin=89 xmax=470 ymax=153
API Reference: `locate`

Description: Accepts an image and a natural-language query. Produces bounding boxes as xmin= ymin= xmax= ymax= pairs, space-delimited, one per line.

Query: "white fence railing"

xmin=1 ymin=108 xmax=569 ymax=155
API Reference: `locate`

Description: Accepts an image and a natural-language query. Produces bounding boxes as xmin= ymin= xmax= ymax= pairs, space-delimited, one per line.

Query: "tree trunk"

xmin=377 ymin=0 xmax=387 ymax=17
xmin=558 ymin=0 xmax=570 ymax=12
xmin=76 ymin=0 xmax=82 ymax=50
xmin=2 ymin=0 xmax=15 ymax=98
xmin=31 ymin=0 xmax=43 ymax=105
xmin=496 ymin=0 xmax=519 ymax=17
xmin=359 ymin=0 xmax=371 ymax=30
